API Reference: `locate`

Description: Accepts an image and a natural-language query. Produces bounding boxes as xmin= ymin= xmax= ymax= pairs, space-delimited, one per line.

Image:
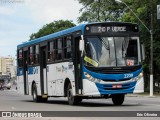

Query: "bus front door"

xmin=40 ymin=46 xmax=48 ymax=96
xmin=73 ymin=36 xmax=83 ymax=95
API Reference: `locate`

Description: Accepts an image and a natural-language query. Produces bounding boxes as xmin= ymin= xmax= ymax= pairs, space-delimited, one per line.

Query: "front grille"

xmin=85 ymin=65 xmax=142 ymax=74
xmin=102 ymin=78 xmax=130 ymax=82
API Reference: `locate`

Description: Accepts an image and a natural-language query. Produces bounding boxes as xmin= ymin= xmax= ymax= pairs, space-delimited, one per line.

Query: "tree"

xmin=29 ymin=20 xmax=76 ymax=40
xmin=77 ymin=0 xmax=124 ymax=22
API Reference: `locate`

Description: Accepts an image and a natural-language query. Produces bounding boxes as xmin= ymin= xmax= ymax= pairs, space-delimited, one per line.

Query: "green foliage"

xmin=77 ymin=0 xmax=124 ymax=22
xmin=29 ymin=20 xmax=76 ymax=40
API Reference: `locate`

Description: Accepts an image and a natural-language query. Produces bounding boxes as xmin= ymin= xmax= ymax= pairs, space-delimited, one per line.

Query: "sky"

xmin=0 ymin=0 xmax=82 ymax=58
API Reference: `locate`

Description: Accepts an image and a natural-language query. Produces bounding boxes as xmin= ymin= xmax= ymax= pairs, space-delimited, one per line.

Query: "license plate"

xmin=112 ymin=84 xmax=122 ymax=88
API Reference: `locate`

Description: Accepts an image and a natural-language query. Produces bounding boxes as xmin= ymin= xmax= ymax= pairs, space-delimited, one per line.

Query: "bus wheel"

xmin=32 ymin=84 xmax=41 ymax=102
xmin=67 ymin=84 xmax=82 ymax=105
xmin=112 ymin=94 xmax=125 ymax=106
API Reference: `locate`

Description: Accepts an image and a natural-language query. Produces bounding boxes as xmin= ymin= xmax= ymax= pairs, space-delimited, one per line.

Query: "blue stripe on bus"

xmin=17 ymin=67 xmax=39 ymax=76
xmin=17 ymin=68 xmax=24 ymax=76
xmin=83 ymin=66 xmax=142 ymax=80
xmin=28 ymin=67 xmax=39 ymax=75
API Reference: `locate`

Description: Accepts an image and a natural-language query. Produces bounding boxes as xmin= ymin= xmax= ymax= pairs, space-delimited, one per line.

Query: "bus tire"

xmin=32 ymin=84 xmax=41 ymax=102
xmin=67 ymin=84 xmax=82 ymax=105
xmin=112 ymin=94 xmax=125 ymax=106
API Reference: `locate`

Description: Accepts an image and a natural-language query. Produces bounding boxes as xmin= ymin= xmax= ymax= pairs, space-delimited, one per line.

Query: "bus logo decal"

xmin=28 ymin=67 xmax=38 ymax=74
xmin=33 ymin=67 xmax=38 ymax=74
xmin=56 ymin=67 xmax=61 ymax=72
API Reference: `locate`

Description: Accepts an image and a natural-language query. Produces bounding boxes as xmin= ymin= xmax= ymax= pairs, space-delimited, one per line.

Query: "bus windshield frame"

xmin=84 ymin=36 xmax=141 ymax=68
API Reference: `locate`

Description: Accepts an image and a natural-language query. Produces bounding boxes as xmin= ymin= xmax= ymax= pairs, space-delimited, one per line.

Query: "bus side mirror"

xmin=141 ymin=44 xmax=145 ymax=60
xmin=79 ymin=39 xmax=84 ymax=52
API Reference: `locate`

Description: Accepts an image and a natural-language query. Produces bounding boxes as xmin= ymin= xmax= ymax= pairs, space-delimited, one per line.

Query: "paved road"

xmin=0 ymin=90 xmax=160 ymax=111
xmin=0 ymin=88 xmax=160 ymax=120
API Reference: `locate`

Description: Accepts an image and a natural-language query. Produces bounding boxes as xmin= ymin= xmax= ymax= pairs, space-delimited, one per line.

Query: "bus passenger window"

xmin=35 ymin=45 xmax=39 ymax=64
xmin=48 ymin=41 xmax=54 ymax=62
xmin=53 ymin=40 xmax=58 ymax=61
xmin=29 ymin=46 xmax=34 ymax=65
xmin=18 ymin=49 xmax=23 ymax=67
xmin=64 ymin=36 xmax=72 ymax=59
xmin=28 ymin=46 xmax=35 ymax=65
xmin=57 ymin=39 xmax=63 ymax=60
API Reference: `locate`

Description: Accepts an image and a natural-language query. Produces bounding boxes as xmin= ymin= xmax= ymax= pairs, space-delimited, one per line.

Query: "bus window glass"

xmin=57 ymin=39 xmax=62 ymax=60
xmin=35 ymin=45 xmax=39 ymax=64
xmin=84 ymin=37 xmax=139 ymax=67
xmin=125 ymin=39 xmax=138 ymax=66
xmin=36 ymin=45 xmax=39 ymax=54
xmin=64 ymin=36 xmax=72 ymax=59
xmin=30 ymin=46 xmax=33 ymax=54
xmin=48 ymin=41 xmax=54 ymax=62
xmin=53 ymin=40 xmax=58 ymax=61
xmin=29 ymin=46 xmax=34 ymax=65
xmin=48 ymin=42 xmax=51 ymax=62
xmin=18 ymin=49 xmax=23 ymax=67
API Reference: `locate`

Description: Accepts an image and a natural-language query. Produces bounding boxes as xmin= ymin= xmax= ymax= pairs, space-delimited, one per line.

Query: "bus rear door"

xmin=40 ymin=45 xmax=48 ymax=96
xmin=23 ymin=50 xmax=29 ymax=95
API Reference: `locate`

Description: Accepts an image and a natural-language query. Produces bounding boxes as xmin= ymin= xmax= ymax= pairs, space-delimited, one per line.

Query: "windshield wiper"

xmin=98 ymin=37 xmax=110 ymax=58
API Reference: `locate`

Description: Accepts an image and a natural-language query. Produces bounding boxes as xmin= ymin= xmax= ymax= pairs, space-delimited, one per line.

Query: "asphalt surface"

xmin=0 ymin=86 xmax=160 ymax=120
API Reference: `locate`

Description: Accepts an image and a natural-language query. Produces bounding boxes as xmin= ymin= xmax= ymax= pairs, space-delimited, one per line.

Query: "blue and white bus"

xmin=17 ymin=22 xmax=144 ymax=105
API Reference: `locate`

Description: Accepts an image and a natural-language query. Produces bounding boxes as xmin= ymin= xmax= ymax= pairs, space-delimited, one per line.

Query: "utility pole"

xmin=150 ymin=0 xmax=153 ymax=97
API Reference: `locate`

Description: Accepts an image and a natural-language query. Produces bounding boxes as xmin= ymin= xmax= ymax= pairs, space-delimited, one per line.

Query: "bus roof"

xmin=17 ymin=22 xmax=138 ymax=49
xmin=17 ymin=23 xmax=86 ymax=49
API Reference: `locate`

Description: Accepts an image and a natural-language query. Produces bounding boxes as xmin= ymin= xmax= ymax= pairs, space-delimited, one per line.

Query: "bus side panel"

xmin=28 ymin=70 xmax=34 ymax=95
xmin=133 ymin=77 xmax=144 ymax=93
xmin=83 ymin=79 xmax=100 ymax=96
xmin=27 ymin=74 xmax=32 ymax=95
xmin=17 ymin=68 xmax=25 ymax=95
xmin=47 ymin=62 xmax=75 ymax=96
xmin=47 ymin=64 xmax=57 ymax=96
xmin=17 ymin=76 xmax=24 ymax=95
xmin=35 ymin=66 xmax=41 ymax=95
xmin=28 ymin=66 xmax=41 ymax=96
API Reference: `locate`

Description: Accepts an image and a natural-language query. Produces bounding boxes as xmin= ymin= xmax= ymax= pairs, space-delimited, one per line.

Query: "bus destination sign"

xmin=86 ymin=24 xmax=139 ymax=34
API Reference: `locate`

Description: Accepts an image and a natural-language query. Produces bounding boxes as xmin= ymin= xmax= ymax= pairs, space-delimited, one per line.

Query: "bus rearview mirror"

xmin=141 ymin=44 xmax=145 ymax=60
xmin=79 ymin=39 xmax=84 ymax=52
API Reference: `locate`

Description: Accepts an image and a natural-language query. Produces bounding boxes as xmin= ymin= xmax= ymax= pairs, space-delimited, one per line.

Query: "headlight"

xmin=131 ymin=72 xmax=143 ymax=81
xmin=84 ymin=72 xmax=91 ymax=78
xmin=136 ymin=72 xmax=143 ymax=80
xmin=84 ymin=72 xmax=101 ymax=83
xmin=139 ymin=72 xmax=143 ymax=77
xmin=84 ymin=72 xmax=95 ymax=82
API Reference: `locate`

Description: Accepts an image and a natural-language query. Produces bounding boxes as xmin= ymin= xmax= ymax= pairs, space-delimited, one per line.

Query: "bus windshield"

xmin=84 ymin=36 xmax=139 ymax=67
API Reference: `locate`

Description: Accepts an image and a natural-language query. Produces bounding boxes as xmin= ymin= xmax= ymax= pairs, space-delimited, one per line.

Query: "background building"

xmin=0 ymin=56 xmax=16 ymax=78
